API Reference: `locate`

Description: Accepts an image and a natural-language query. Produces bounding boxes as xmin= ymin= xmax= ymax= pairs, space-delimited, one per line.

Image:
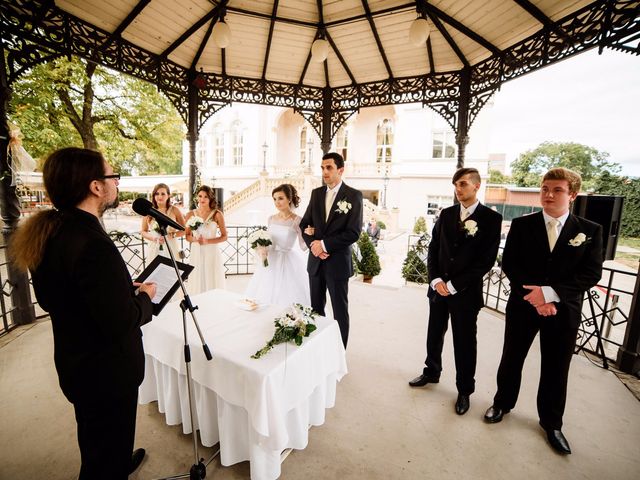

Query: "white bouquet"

xmin=187 ymin=215 xmax=205 ymax=238
xmin=248 ymin=228 xmax=273 ymax=267
xmin=149 ymin=220 xmax=164 ymax=250
xmin=251 ymin=304 xmax=318 ymax=359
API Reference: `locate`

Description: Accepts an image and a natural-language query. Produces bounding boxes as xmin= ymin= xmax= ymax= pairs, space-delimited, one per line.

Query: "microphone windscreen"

xmin=132 ymin=198 xmax=153 ymax=216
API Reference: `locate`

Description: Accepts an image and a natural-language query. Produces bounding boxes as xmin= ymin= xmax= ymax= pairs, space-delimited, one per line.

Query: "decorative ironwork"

xmin=1 ymin=0 xmax=638 ymax=141
xmin=482 ymin=249 xmax=638 ymax=368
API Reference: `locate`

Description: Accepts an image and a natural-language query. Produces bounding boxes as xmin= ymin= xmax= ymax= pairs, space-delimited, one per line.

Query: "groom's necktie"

xmin=547 ymin=218 xmax=559 ymax=251
xmin=325 ymin=190 xmax=334 ymax=221
xmin=460 ymin=208 xmax=469 ymax=221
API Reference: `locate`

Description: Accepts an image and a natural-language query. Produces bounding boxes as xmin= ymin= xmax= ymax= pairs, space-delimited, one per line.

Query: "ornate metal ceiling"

xmin=1 ymin=1 xmax=639 ymax=147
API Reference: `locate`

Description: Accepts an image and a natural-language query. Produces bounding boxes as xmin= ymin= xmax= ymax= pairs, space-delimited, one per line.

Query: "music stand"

xmin=142 ymin=224 xmax=219 ymax=479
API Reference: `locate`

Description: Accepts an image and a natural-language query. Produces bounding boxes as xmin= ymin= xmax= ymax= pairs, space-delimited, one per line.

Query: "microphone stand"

xmin=152 ymin=224 xmax=219 ymax=480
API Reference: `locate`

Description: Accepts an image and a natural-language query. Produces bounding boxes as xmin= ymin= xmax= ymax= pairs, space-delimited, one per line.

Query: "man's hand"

xmin=138 ymin=282 xmax=157 ymax=300
xmin=535 ymin=303 xmax=557 ymax=316
xmin=435 ymin=281 xmax=450 ymax=297
xmin=523 ymin=285 xmax=545 ymax=307
xmin=310 ymin=240 xmax=325 ymax=257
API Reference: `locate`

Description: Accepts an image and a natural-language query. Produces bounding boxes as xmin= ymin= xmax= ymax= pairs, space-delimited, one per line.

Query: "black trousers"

xmin=493 ymin=301 xmax=578 ymax=430
xmin=310 ymin=266 xmax=350 ymax=348
xmin=424 ymin=294 xmax=479 ymax=395
xmin=73 ymin=389 xmax=138 ymax=480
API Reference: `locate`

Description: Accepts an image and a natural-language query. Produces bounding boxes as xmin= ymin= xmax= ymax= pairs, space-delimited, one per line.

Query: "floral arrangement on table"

xmin=251 ymin=303 xmax=318 ymax=359
xmin=248 ymin=227 xmax=273 ymax=267
xmin=149 ymin=219 xmax=164 ymax=250
xmin=186 ymin=215 xmax=205 ymax=238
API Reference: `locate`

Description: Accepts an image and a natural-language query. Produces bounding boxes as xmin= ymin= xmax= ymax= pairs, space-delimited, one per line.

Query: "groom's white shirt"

xmin=321 ymin=181 xmax=343 ymax=253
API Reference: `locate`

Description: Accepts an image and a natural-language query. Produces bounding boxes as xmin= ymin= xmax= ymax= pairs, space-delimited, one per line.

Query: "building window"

xmin=214 ymin=124 xmax=224 ymax=166
xmin=376 ymin=119 xmax=393 ymax=163
xmin=432 ymin=130 xmax=456 ymax=159
xmin=196 ymin=137 xmax=207 ymax=167
xmin=334 ymin=125 xmax=349 ymax=162
xmin=232 ymin=121 xmax=243 ymax=165
xmin=299 ymin=126 xmax=308 ymax=165
xmin=426 ymin=196 xmax=454 ymax=216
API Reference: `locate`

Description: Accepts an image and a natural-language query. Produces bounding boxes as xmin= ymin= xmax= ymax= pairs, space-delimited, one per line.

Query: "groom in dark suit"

xmin=300 ymin=152 xmax=363 ymax=348
xmin=409 ymin=168 xmax=502 ymax=415
xmin=484 ymin=168 xmax=603 ymax=455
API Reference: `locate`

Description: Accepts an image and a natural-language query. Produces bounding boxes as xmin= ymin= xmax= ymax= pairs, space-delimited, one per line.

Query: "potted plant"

xmin=355 ymin=232 xmax=381 ymax=283
xmin=413 ymin=216 xmax=427 ymax=234
xmin=401 ymin=233 xmax=430 ymax=284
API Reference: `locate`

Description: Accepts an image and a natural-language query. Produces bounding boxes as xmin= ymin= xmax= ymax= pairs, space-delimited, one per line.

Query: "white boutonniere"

xmin=463 ymin=219 xmax=478 ymax=237
xmin=335 ymin=199 xmax=352 ymax=214
xmin=568 ymin=232 xmax=587 ymax=247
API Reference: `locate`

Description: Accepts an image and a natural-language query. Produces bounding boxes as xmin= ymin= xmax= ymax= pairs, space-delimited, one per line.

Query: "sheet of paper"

xmin=141 ymin=263 xmax=181 ymax=304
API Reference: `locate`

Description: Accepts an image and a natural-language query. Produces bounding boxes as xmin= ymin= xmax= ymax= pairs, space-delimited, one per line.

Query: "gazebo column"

xmin=0 ymin=46 xmax=35 ymax=326
xmin=320 ymin=87 xmax=333 ymax=155
xmin=187 ymin=82 xmax=199 ymax=209
xmin=455 ymin=67 xmax=471 ymax=170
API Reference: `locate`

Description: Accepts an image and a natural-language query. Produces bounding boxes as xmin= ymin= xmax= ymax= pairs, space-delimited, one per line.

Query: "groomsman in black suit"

xmin=484 ymin=168 xmax=603 ymax=455
xmin=409 ymin=168 xmax=502 ymax=415
xmin=300 ymin=152 xmax=363 ymax=348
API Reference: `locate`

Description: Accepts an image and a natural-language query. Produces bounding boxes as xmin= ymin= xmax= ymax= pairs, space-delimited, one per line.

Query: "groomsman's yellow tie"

xmin=547 ymin=218 xmax=559 ymax=250
xmin=325 ymin=190 xmax=334 ymax=221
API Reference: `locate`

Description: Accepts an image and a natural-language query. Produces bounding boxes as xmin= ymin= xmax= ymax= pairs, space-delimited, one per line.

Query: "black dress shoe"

xmin=408 ymin=373 xmax=440 ymax=387
xmin=545 ymin=429 xmax=572 ymax=454
xmin=455 ymin=394 xmax=470 ymax=415
xmin=483 ymin=405 xmax=509 ymax=423
xmin=129 ymin=448 xmax=146 ymax=474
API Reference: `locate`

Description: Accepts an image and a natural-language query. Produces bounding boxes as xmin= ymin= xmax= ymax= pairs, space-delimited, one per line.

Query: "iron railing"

xmin=482 ymin=248 xmax=638 ymax=367
xmin=0 ymin=225 xmax=265 ymax=336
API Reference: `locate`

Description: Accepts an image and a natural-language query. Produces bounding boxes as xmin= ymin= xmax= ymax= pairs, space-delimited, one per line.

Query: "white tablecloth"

xmin=139 ymin=289 xmax=348 ymax=480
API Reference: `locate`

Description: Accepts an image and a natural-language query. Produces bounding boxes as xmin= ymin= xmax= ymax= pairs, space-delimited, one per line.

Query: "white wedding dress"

xmin=245 ymin=215 xmax=311 ymax=308
xmin=188 ymin=210 xmax=226 ymax=295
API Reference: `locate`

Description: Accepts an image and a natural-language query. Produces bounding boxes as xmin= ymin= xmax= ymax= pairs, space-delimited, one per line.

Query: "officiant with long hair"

xmin=10 ymin=147 xmax=157 ymax=479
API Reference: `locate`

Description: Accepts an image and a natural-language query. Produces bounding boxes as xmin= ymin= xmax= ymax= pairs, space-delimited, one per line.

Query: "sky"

xmin=488 ymin=48 xmax=640 ymax=177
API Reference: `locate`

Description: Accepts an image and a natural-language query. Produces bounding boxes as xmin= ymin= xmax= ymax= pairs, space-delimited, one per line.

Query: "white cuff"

xmin=430 ymin=278 xmax=443 ymax=290
xmin=446 ymin=281 xmax=457 ymax=295
xmin=541 ymin=286 xmax=560 ymax=303
xmin=321 ymin=240 xmax=328 ymax=253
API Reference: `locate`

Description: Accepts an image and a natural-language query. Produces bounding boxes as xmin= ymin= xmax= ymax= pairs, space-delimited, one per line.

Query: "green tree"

xmin=355 ymin=232 xmax=381 ymax=278
xmin=488 ymin=169 xmax=511 ymax=184
xmin=511 ymin=141 xmax=620 ymax=190
xmin=593 ymin=171 xmax=640 ymax=237
xmin=9 ymin=56 xmax=184 ymax=175
xmin=413 ymin=216 xmax=427 ymax=234
xmin=402 ymin=233 xmax=430 ymax=284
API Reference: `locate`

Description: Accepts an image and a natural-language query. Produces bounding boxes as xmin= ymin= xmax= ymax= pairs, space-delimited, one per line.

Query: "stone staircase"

xmin=223 ymin=173 xmax=322 ymax=215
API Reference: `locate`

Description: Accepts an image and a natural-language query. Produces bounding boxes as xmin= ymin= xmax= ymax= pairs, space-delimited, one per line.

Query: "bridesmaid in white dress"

xmin=185 ymin=185 xmax=227 ymax=294
xmin=245 ymin=184 xmax=311 ymax=307
xmin=140 ymin=183 xmax=186 ymax=261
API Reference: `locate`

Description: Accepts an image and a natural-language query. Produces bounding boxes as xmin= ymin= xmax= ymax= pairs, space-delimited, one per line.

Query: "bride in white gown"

xmin=245 ymin=184 xmax=311 ymax=307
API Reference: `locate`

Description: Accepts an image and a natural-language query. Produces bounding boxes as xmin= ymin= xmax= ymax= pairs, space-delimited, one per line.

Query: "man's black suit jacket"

xmin=300 ymin=183 xmax=363 ymax=279
xmin=427 ymin=203 xmax=502 ymax=309
xmin=502 ymin=211 xmax=603 ymax=328
xmin=32 ymin=208 xmax=154 ymax=404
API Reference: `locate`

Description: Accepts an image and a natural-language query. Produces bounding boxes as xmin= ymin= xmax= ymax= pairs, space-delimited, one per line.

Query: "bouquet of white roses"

xmin=149 ymin=219 xmax=164 ymax=250
xmin=187 ymin=215 xmax=205 ymax=238
xmin=251 ymin=304 xmax=318 ymax=359
xmin=248 ymin=228 xmax=273 ymax=267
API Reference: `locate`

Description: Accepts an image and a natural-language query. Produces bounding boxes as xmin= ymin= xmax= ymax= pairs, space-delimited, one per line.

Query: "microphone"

xmin=132 ymin=198 xmax=185 ymax=231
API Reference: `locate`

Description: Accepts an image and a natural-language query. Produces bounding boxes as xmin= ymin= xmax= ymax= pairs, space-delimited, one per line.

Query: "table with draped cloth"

xmin=138 ymin=289 xmax=348 ymax=480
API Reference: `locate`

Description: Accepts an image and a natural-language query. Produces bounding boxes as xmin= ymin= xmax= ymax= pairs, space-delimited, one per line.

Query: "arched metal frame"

xmin=0 ymin=0 xmax=639 ymax=337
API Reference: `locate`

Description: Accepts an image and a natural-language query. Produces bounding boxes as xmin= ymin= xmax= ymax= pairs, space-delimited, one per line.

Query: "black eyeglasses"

xmin=99 ymin=173 xmax=121 ymax=180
